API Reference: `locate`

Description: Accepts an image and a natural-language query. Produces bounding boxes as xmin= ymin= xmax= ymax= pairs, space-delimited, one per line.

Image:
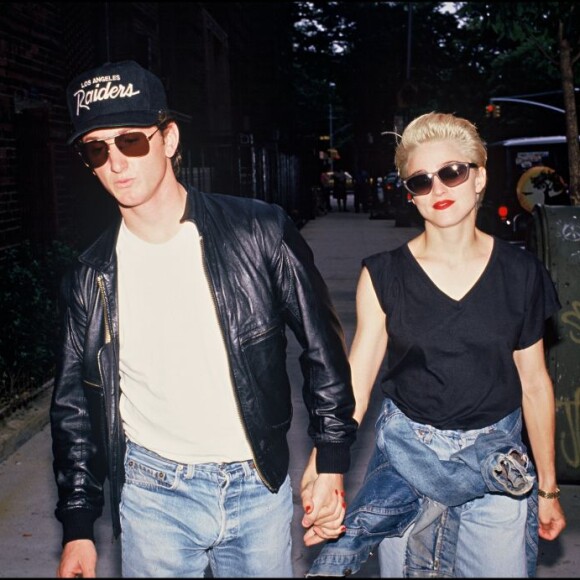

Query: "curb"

xmin=0 ymin=387 xmax=52 ymax=464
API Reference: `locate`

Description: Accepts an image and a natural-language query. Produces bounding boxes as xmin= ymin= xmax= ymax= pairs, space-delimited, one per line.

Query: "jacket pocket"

xmin=240 ymin=324 xmax=292 ymax=428
xmin=82 ymin=379 xmax=108 ymax=455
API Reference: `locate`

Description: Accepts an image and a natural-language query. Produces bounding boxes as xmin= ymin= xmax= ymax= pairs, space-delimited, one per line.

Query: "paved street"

xmin=0 ymin=199 xmax=578 ymax=577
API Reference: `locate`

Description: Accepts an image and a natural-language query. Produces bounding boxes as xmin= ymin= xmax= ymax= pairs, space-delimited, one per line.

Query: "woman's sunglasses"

xmin=402 ymin=161 xmax=478 ymax=197
xmin=76 ymin=126 xmax=161 ymax=169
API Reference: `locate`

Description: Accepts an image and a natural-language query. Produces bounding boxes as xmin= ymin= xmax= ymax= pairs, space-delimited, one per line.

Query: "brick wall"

xmin=0 ymin=2 xmax=100 ymax=251
xmin=0 ymin=1 xmax=300 ymax=255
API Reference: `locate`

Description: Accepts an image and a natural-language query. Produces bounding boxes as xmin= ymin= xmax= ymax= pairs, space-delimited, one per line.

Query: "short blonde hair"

xmin=395 ymin=112 xmax=487 ymax=179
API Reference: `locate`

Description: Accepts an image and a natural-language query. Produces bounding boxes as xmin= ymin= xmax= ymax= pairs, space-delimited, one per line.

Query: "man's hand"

xmin=300 ymin=449 xmax=347 ymax=547
xmin=538 ymin=497 xmax=566 ymax=541
xmin=57 ymin=539 xmax=97 ymax=578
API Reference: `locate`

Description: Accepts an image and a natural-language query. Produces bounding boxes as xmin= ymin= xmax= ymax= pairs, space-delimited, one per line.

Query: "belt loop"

xmin=183 ymin=463 xmax=194 ymax=479
xmin=241 ymin=459 xmax=254 ymax=477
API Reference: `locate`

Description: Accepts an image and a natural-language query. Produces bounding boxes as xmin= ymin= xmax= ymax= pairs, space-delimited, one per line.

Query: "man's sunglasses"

xmin=402 ymin=161 xmax=479 ymax=197
xmin=76 ymin=127 xmax=161 ymax=169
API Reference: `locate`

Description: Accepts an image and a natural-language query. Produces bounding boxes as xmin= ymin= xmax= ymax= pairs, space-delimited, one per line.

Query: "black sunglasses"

xmin=76 ymin=127 xmax=161 ymax=169
xmin=402 ymin=162 xmax=479 ymax=197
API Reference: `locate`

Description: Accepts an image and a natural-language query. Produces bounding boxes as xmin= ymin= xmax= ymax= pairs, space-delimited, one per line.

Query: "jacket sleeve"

xmin=50 ymin=266 xmax=105 ymax=545
xmin=273 ymin=208 xmax=357 ymax=473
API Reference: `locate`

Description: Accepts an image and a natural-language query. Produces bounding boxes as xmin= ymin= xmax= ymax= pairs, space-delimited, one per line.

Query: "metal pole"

xmin=104 ymin=2 xmax=110 ymax=62
xmin=406 ymin=2 xmax=412 ymax=80
xmin=490 ymin=97 xmax=565 ymax=114
xmin=329 ymin=102 xmax=334 ymax=172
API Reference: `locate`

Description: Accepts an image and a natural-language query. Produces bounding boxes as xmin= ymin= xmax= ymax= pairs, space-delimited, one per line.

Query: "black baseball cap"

xmin=66 ymin=60 xmax=168 ymax=145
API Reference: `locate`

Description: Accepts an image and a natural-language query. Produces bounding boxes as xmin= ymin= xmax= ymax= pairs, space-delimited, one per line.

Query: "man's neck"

xmin=120 ymin=178 xmax=188 ymax=244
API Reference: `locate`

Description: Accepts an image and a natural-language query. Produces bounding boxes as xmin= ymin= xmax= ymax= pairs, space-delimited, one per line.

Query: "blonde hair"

xmin=395 ymin=112 xmax=487 ymax=180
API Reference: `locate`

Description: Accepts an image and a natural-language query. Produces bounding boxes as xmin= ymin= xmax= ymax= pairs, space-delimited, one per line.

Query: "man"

xmin=332 ymin=166 xmax=348 ymax=212
xmin=51 ymin=60 xmax=357 ymax=578
xmin=353 ymin=168 xmax=370 ymax=213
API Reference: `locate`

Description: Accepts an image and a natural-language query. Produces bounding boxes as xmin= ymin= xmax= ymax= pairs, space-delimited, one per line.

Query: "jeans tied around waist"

xmin=377 ymin=399 xmax=534 ymax=506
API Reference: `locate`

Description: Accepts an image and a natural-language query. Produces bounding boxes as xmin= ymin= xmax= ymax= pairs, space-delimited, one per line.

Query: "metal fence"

xmin=179 ymin=140 xmax=309 ymax=225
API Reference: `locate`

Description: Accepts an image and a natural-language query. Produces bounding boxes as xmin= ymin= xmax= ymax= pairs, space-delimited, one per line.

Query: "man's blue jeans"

xmin=119 ymin=440 xmax=293 ymax=577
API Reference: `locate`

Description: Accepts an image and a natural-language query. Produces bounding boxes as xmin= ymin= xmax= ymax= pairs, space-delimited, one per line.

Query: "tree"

xmin=460 ymin=2 xmax=580 ymax=205
xmin=291 ymin=2 xmax=492 ymax=175
xmin=291 ymin=1 xmax=354 ymax=153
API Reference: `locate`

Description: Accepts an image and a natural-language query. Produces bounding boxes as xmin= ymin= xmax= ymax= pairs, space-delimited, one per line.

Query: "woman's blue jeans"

xmin=378 ymin=408 xmax=529 ymax=578
xmin=307 ymin=398 xmax=537 ymax=578
xmin=119 ymin=440 xmax=293 ymax=577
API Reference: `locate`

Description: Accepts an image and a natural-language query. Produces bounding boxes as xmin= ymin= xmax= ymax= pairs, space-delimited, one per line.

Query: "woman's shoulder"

xmin=363 ymin=244 xmax=407 ymax=269
xmin=492 ymin=237 xmax=556 ymax=296
xmin=493 ymin=237 xmax=545 ymax=271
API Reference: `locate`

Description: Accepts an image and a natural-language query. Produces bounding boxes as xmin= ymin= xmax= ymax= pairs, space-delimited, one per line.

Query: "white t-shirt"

xmin=116 ymin=219 xmax=253 ymax=464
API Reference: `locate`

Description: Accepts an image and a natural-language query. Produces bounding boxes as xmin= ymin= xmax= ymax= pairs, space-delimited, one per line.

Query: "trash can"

xmin=528 ymin=204 xmax=580 ymax=483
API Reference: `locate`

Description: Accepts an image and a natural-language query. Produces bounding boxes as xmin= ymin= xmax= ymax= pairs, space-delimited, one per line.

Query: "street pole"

xmin=406 ymin=2 xmax=412 ymax=81
xmin=329 ymin=101 xmax=334 ymax=172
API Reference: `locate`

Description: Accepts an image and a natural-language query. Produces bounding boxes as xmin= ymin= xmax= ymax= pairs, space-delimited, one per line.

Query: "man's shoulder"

xmin=200 ymin=190 xmax=285 ymax=223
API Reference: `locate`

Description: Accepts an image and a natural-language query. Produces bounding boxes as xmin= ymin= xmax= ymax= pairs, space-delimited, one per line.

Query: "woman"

xmin=308 ymin=112 xmax=566 ymax=577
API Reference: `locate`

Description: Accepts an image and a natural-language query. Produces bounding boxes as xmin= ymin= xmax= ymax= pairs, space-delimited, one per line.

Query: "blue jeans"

xmin=379 ymin=414 xmax=529 ymax=577
xmin=307 ymin=398 xmax=537 ymax=578
xmin=120 ymin=440 xmax=293 ymax=577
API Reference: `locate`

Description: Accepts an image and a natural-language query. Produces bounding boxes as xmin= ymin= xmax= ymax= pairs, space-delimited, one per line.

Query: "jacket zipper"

xmin=96 ymin=275 xmax=112 ymax=345
xmin=97 ymin=273 xmax=122 ymax=539
xmin=199 ymin=234 xmax=274 ymax=492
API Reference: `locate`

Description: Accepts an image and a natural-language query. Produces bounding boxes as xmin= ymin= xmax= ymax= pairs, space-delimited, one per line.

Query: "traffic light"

xmin=485 ymin=103 xmax=501 ymax=118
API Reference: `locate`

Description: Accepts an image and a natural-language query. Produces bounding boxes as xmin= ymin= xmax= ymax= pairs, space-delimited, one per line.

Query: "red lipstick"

xmin=433 ymin=200 xmax=455 ymax=210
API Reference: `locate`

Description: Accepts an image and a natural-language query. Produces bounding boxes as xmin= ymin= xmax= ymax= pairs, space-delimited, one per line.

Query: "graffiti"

xmin=558 ymin=217 xmax=580 ymax=243
xmin=561 ymin=301 xmax=580 ymax=344
xmin=556 ymin=388 xmax=580 ymax=469
xmin=517 ymin=166 xmax=566 ymax=212
xmin=553 ymin=216 xmax=580 ymax=263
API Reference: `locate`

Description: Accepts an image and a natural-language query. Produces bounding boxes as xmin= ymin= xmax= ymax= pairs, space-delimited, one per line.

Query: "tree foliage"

xmin=290 ymin=2 xmax=579 ymax=195
xmin=0 ymin=240 xmax=77 ymax=418
xmin=453 ymin=2 xmax=580 ymax=203
xmin=292 ymin=2 xmax=496 ymax=174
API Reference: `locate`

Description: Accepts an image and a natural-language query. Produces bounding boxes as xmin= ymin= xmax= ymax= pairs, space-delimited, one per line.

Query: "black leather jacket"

xmin=51 ymin=186 xmax=357 ymax=544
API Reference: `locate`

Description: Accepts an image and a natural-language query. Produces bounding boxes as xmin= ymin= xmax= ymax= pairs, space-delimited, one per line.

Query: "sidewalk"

xmin=0 ymin=205 xmax=578 ymax=577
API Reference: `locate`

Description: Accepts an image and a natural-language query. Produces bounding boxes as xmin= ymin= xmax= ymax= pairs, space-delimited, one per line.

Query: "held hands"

xmin=538 ymin=496 xmax=566 ymax=541
xmin=57 ymin=539 xmax=97 ymax=578
xmin=300 ymin=449 xmax=347 ymax=547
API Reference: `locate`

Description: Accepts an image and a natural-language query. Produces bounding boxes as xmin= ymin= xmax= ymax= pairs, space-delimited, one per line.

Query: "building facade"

xmin=0 ymin=1 xmax=307 ymax=253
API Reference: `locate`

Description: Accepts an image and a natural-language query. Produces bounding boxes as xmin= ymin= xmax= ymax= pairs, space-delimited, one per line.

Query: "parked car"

xmin=477 ymin=136 xmax=572 ymax=248
xmin=370 ymin=172 xmax=403 ymax=219
xmin=394 ymin=187 xmax=425 ymax=228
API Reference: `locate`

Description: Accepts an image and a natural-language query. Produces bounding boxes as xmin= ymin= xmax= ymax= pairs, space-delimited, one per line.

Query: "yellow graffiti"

xmin=561 ymin=301 xmax=580 ymax=345
xmin=556 ymin=388 xmax=580 ymax=468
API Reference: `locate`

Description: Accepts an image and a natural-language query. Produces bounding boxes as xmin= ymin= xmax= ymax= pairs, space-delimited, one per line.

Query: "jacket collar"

xmin=79 ymin=182 xmax=202 ymax=272
xmin=180 ymin=183 xmax=204 ymax=229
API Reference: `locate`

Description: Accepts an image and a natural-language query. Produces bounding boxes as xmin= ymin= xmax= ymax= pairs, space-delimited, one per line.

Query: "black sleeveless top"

xmin=363 ymin=237 xmax=560 ymax=429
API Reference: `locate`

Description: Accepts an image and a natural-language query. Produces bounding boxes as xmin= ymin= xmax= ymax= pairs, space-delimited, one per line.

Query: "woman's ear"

xmin=475 ymin=166 xmax=487 ymax=194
